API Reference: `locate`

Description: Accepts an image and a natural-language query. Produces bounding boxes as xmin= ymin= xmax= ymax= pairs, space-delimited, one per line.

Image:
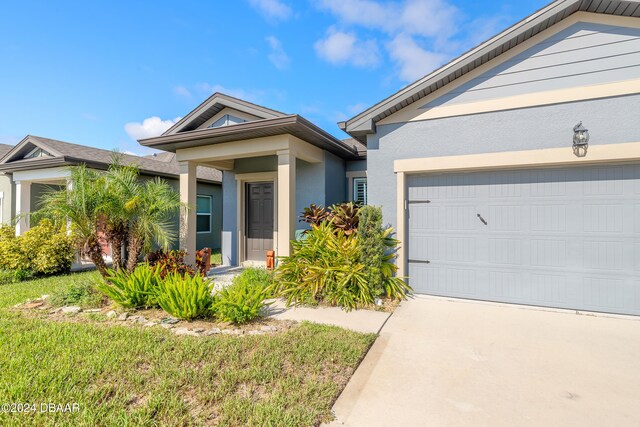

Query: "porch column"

xmin=179 ymin=161 xmax=197 ymax=266
xmin=277 ymin=150 xmax=296 ymax=257
xmin=15 ymin=180 xmax=31 ymax=236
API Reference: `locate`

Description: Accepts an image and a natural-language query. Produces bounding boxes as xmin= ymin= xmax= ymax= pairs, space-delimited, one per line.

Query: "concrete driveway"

xmin=329 ymin=296 xmax=640 ymax=426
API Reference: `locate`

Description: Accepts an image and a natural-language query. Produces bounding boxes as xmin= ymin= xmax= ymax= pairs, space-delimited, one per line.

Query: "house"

xmin=141 ymin=0 xmax=640 ymax=316
xmin=139 ymin=94 xmax=367 ymax=268
xmin=0 ymin=135 xmax=223 ymax=252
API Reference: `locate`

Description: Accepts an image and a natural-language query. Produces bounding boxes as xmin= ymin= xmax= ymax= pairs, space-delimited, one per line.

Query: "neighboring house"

xmin=139 ymin=93 xmax=366 ymax=267
xmin=0 ymin=144 xmax=13 ymax=225
xmin=0 ymin=135 xmax=223 ymax=252
xmin=142 ymin=0 xmax=640 ymax=316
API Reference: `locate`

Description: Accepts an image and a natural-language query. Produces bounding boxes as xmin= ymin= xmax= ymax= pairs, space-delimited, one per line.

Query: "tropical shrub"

xmin=156 ymin=272 xmax=214 ymax=320
xmin=97 ymin=264 xmax=161 ymax=308
xmin=299 ymin=204 xmax=329 ymax=227
xmin=147 ymin=249 xmax=197 ymax=278
xmin=213 ymin=271 xmax=272 ymax=324
xmin=49 ymin=282 xmax=104 ymax=308
xmin=275 ymin=221 xmax=373 ymax=311
xmin=298 ymin=202 xmax=360 ymax=235
xmin=329 ymin=202 xmax=359 ymax=235
xmin=0 ymin=220 xmax=73 ymax=276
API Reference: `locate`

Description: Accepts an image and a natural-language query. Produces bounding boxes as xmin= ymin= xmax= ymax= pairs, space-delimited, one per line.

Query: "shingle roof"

xmin=341 ymin=138 xmax=367 ymax=157
xmin=0 ymin=136 xmax=222 ymax=183
xmin=0 ymin=144 xmax=12 ymax=158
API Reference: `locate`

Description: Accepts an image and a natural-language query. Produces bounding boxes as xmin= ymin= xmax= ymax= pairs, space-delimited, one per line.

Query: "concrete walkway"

xmin=328 ymin=296 xmax=640 ymax=427
xmin=266 ymin=300 xmax=391 ymax=334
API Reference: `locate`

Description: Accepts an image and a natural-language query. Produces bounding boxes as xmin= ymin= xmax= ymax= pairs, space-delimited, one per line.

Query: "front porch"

xmin=177 ymin=134 xmax=325 ymax=266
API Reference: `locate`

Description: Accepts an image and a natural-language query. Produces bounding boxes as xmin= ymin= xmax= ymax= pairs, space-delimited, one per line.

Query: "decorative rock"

xmin=247 ymin=330 xmax=265 ymax=335
xmin=160 ymin=317 xmax=179 ymax=325
xmin=160 ymin=323 xmax=175 ymax=329
xmin=40 ymin=294 xmax=50 ymax=300
xmin=260 ymin=325 xmax=278 ymax=332
xmin=193 ymin=327 xmax=205 ymax=333
xmin=106 ymin=310 xmax=117 ymax=319
xmin=61 ymin=306 xmax=82 ymax=315
xmin=23 ymin=301 xmax=45 ymax=309
xmin=143 ymin=321 xmax=156 ymax=327
xmin=84 ymin=308 xmax=102 ymax=313
xmin=117 ymin=312 xmax=129 ymax=321
xmin=173 ymin=327 xmax=190 ymax=335
xmin=205 ymin=328 xmax=221 ymax=335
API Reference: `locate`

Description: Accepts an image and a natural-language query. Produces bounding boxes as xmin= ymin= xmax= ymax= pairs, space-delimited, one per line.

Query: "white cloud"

xmin=317 ymin=0 xmax=459 ymax=38
xmin=315 ymin=0 xmax=465 ymax=81
xmin=195 ymin=83 xmax=260 ymax=102
xmin=314 ymin=28 xmax=380 ymax=68
xmin=174 ymin=85 xmax=192 ymax=98
xmin=387 ymin=34 xmax=449 ymax=82
xmin=266 ymin=36 xmax=291 ymax=70
xmin=248 ymin=0 xmax=292 ymax=21
xmin=124 ymin=116 xmax=181 ymax=141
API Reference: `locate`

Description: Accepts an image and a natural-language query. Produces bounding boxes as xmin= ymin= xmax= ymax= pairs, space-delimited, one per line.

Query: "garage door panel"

xmin=407 ymin=164 xmax=640 ymax=315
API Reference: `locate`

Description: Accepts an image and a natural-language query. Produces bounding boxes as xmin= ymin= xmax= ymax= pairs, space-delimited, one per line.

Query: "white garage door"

xmin=407 ymin=164 xmax=640 ymax=315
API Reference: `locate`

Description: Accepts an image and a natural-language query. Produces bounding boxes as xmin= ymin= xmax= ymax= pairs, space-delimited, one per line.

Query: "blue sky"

xmin=0 ymin=0 xmax=549 ymax=155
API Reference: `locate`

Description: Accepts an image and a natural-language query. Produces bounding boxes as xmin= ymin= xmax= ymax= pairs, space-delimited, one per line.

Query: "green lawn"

xmin=0 ymin=272 xmax=375 ymax=426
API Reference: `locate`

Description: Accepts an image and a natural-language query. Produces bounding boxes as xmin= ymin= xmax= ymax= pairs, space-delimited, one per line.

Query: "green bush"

xmin=213 ymin=271 xmax=272 ymax=324
xmin=357 ymin=205 xmax=385 ymax=297
xmin=156 ymin=272 xmax=214 ymax=320
xmin=0 ymin=220 xmax=74 ymax=276
xmin=276 ymin=208 xmax=413 ymax=310
xmin=97 ymin=264 xmax=161 ymax=308
xmin=275 ymin=221 xmax=372 ymax=311
xmin=0 ymin=269 xmax=34 ymax=285
xmin=49 ymin=282 xmax=104 ymax=308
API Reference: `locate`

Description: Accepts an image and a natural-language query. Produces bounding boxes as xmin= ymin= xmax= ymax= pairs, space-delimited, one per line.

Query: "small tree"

xmin=38 ymin=165 xmax=110 ymax=276
xmin=38 ymin=160 xmax=184 ymax=277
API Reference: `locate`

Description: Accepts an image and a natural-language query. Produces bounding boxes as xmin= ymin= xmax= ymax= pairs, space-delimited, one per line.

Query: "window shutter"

xmin=353 ymin=178 xmax=367 ymax=205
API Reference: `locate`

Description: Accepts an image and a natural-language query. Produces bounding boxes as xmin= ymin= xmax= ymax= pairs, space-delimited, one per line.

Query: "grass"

xmin=0 ymin=271 xmax=375 ymax=426
xmin=211 ymin=248 xmax=222 ymax=267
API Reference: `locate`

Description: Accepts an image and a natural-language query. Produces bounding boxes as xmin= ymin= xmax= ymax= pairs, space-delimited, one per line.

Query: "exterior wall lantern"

xmin=572 ymin=121 xmax=589 ymax=157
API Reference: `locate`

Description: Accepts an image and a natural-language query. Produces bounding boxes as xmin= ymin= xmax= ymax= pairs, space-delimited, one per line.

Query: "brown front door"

xmin=246 ymin=182 xmax=274 ymax=261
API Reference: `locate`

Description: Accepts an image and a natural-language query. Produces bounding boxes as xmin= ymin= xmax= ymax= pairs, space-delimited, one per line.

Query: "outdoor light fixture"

xmin=572 ymin=121 xmax=589 ymax=157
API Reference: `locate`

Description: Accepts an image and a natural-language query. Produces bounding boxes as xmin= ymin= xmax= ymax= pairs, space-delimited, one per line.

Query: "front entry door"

xmin=246 ymin=182 xmax=274 ymax=261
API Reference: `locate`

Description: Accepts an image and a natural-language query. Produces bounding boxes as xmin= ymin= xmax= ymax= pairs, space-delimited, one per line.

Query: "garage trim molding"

xmin=395 ymin=140 xmax=640 ymax=277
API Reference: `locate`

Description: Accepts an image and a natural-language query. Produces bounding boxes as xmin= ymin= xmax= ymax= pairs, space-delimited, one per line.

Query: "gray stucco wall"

xmin=367 ymin=94 xmax=640 ymax=232
xmin=0 ymin=175 xmax=13 ymax=225
xmin=346 ymin=159 xmax=367 ymax=172
xmin=324 ymin=152 xmax=346 ymax=206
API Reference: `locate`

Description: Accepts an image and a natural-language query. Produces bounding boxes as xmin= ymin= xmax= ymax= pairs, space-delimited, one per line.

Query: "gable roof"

xmin=163 ymin=92 xmax=287 ymax=135
xmin=0 ymin=135 xmax=222 ymax=183
xmin=141 ymin=114 xmax=363 ymax=160
xmin=342 ymin=0 xmax=640 ymax=142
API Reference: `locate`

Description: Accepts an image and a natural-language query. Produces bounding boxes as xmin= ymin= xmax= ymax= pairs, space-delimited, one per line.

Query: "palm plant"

xmin=124 ymin=177 xmax=182 ymax=272
xmin=38 ymin=165 xmax=110 ymax=277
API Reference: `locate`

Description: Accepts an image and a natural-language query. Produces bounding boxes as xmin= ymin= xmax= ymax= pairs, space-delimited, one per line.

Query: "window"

xmin=196 ymin=195 xmax=212 ymax=233
xmin=353 ymin=178 xmax=367 ymax=205
xmin=23 ymin=147 xmax=52 ymax=159
xmin=208 ymin=114 xmax=247 ymax=128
